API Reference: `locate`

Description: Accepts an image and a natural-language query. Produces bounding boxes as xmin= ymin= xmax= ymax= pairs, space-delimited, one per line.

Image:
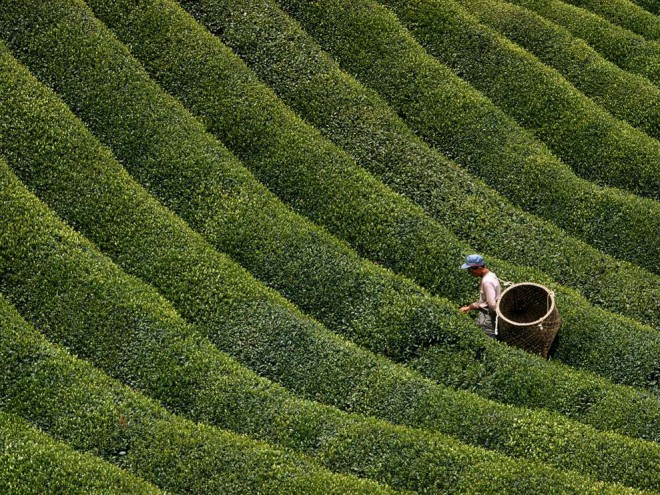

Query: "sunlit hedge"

xmin=178 ymin=0 xmax=659 ymax=329
xmin=1 ymin=28 xmax=660 ymax=493
xmin=0 ymin=297 xmax=388 ymax=495
xmin=273 ymin=0 xmax=660 ymax=266
xmin=458 ymin=0 xmax=660 ymax=139
xmin=0 ymin=412 xmax=162 ymax=495
xmin=0 ymin=173 xmax=656 ymax=493
xmin=1 ymin=0 xmax=658 ymax=426
xmin=41 ymin=0 xmax=660 ymax=391
xmin=503 ymin=0 xmax=660 ymax=85
xmin=377 ymin=0 xmax=660 ymax=175
xmin=559 ymin=0 xmax=660 ymax=40
xmin=398 ymin=0 xmax=660 ymax=145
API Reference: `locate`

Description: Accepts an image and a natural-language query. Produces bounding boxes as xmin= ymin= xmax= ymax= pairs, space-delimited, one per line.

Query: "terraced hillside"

xmin=0 ymin=0 xmax=658 ymax=493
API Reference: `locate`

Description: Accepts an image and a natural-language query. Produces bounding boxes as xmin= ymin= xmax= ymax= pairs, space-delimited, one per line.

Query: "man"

xmin=459 ymin=254 xmax=501 ymax=338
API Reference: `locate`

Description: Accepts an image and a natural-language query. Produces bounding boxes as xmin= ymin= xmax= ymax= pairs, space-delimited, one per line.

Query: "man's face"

xmin=467 ymin=266 xmax=483 ymax=277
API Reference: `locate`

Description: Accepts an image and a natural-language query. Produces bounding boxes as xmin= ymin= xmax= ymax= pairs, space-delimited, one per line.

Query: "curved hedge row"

xmin=0 ymin=45 xmax=660 ymax=492
xmin=273 ymin=0 xmax=660 ymax=267
xmin=177 ymin=0 xmax=660 ymax=329
xmin=502 ymin=0 xmax=660 ymax=86
xmin=559 ymin=0 xmax=660 ymax=41
xmin=2 ymin=0 xmax=658 ymax=424
xmin=60 ymin=0 xmax=660 ymax=390
xmin=629 ymin=0 xmax=659 ymax=15
xmin=0 ymin=412 xmax=162 ymax=495
xmin=0 ymin=298 xmax=390 ymax=495
xmin=1 ymin=156 xmax=657 ymax=494
xmin=383 ymin=0 xmax=660 ymax=198
xmin=457 ymin=0 xmax=660 ymax=139
xmin=0 ymin=5 xmax=657 ymax=459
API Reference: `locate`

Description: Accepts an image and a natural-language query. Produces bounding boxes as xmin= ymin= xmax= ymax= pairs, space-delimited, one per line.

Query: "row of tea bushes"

xmin=502 ymin=0 xmax=660 ymax=85
xmin=559 ymin=0 xmax=660 ymax=40
xmin=457 ymin=0 xmax=660 ymax=139
xmin=4 ymin=160 xmax=644 ymax=495
xmin=60 ymin=0 xmax=660 ymax=390
xmin=380 ymin=0 xmax=660 ymax=150
xmin=0 ymin=296 xmax=389 ymax=494
xmin=3 ymin=0 xmax=659 ymax=413
xmin=1 ymin=45 xmax=660 ymax=490
xmin=177 ymin=0 xmax=659 ymax=328
xmin=628 ymin=0 xmax=659 ymax=15
xmin=0 ymin=6 xmax=657 ymax=453
xmin=0 ymin=412 xmax=161 ymax=494
xmin=273 ymin=0 xmax=660 ymax=268
xmin=1 ymin=161 xmax=657 ymax=493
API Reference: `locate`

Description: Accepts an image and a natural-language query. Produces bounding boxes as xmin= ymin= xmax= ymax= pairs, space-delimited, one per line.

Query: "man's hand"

xmin=459 ymin=305 xmax=472 ymax=314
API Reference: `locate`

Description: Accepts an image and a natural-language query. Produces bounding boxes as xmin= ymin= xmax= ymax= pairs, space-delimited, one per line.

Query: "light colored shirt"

xmin=476 ymin=271 xmax=501 ymax=313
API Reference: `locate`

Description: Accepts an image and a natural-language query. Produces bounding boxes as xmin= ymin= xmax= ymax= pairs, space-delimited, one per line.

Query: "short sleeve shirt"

xmin=477 ymin=272 xmax=501 ymax=313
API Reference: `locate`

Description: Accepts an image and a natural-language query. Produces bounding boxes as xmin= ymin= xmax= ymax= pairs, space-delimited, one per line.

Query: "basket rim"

xmin=496 ymin=282 xmax=556 ymax=328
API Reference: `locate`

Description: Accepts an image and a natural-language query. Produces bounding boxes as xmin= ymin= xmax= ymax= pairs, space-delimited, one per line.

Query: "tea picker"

xmin=460 ymin=254 xmax=561 ymax=358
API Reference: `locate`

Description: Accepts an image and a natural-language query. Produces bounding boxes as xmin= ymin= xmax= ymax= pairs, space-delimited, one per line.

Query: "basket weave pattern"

xmin=496 ymin=283 xmax=561 ymax=358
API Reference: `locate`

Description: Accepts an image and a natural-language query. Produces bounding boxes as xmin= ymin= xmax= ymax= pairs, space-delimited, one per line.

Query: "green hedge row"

xmin=0 ymin=160 xmax=656 ymax=494
xmin=502 ymin=0 xmax=660 ymax=86
xmin=2 ymin=40 xmax=660 ymax=493
xmin=4 ymin=161 xmax=645 ymax=495
xmin=0 ymin=298 xmax=391 ymax=495
xmin=177 ymin=0 xmax=659 ymax=329
xmin=60 ymin=0 xmax=660 ymax=391
xmin=383 ymin=0 xmax=660 ymax=197
xmin=0 ymin=412 xmax=161 ymax=495
xmin=3 ymin=0 xmax=658 ymax=430
xmin=628 ymin=0 xmax=659 ymax=15
xmin=457 ymin=0 xmax=660 ymax=139
xmin=273 ymin=0 xmax=660 ymax=265
xmin=559 ymin=0 xmax=660 ymax=41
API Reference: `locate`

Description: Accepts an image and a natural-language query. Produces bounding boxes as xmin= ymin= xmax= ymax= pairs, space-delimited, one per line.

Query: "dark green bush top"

xmin=559 ymin=0 xmax=660 ymax=41
xmin=457 ymin=0 xmax=660 ymax=139
xmin=178 ymin=0 xmax=660 ymax=329
xmin=0 ymin=0 xmax=658 ymax=437
xmin=375 ymin=0 xmax=660 ymax=197
xmin=501 ymin=0 xmax=660 ymax=85
xmin=1 ymin=148 xmax=652 ymax=493
xmin=0 ymin=412 xmax=162 ymax=495
xmin=0 ymin=295 xmax=392 ymax=495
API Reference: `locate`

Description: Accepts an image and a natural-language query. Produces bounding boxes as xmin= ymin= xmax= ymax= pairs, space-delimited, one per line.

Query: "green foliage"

xmin=0 ymin=157 xmax=647 ymax=494
xmin=458 ymin=0 xmax=660 ymax=139
xmin=273 ymin=0 xmax=660 ymax=268
xmin=628 ymin=0 xmax=659 ymax=15
xmin=559 ymin=0 xmax=660 ymax=41
xmin=0 ymin=412 xmax=161 ymax=494
xmin=0 ymin=297 xmax=389 ymax=495
xmin=177 ymin=0 xmax=660 ymax=329
xmin=502 ymin=0 xmax=660 ymax=85
xmin=375 ymin=0 xmax=660 ymax=193
xmin=41 ymin=0 xmax=660 ymax=392
xmin=0 ymin=33 xmax=659 ymax=495
xmin=0 ymin=0 xmax=657 ymax=451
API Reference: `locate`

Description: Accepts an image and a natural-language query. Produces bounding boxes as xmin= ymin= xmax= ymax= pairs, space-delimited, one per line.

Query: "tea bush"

xmin=559 ymin=0 xmax=660 ymax=40
xmin=0 ymin=158 xmax=660 ymax=493
xmin=502 ymin=0 xmax=660 ymax=85
xmin=0 ymin=297 xmax=390 ymax=495
xmin=273 ymin=0 xmax=660 ymax=265
xmin=457 ymin=0 xmax=660 ymax=139
xmin=1 ymin=36 xmax=660 ymax=492
xmin=53 ymin=0 xmax=660 ymax=389
xmin=0 ymin=412 xmax=162 ymax=494
xmin=178 ymin=0 xmax=660 ymax=328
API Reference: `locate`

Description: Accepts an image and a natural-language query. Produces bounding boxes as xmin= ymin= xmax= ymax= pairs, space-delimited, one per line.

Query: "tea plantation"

xmin=0 ymin=0 xmax=658 ymax=493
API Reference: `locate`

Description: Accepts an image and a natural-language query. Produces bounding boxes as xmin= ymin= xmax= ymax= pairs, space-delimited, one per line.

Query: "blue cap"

xmin=461 ymin=254 xmax=484 ymax=269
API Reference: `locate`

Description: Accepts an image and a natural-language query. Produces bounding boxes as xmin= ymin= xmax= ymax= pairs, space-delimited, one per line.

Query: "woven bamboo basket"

xmin=495 ymin=283 xmax=561 ymax=358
